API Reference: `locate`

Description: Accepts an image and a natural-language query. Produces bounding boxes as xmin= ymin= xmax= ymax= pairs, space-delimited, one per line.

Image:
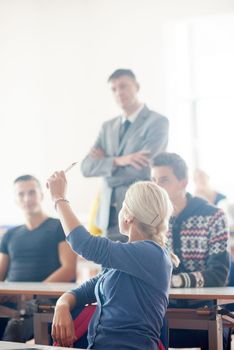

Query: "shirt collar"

xmin=121 ymin=104 xmax=144 ymax=124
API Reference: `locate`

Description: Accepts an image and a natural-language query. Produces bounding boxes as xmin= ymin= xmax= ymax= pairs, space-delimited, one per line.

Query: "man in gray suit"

xmin=81 ymin=69 xmax=169 ymax=242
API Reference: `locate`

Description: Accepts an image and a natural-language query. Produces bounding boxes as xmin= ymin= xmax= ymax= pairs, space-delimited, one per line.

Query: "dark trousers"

xmin=1 ymin=316 xmax=34 ymax=342
xmin=0 ymin=298 xmax=54 ymax=342
xmin=0 ymin=318 xmax=9 ymax=339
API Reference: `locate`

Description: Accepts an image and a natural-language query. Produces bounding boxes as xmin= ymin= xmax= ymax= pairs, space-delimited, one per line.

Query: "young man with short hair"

xmin=152 ymin=152 xmax=230 ymax=349
xmin=0 ymin=175 xmax=77 ymax=342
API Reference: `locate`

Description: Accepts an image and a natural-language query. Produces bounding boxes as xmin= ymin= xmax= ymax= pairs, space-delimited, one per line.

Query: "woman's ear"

xmin=125 ymin=215 xmax=134 ymax=224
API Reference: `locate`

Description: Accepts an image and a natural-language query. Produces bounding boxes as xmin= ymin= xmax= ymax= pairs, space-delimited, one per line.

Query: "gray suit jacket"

xmin=81 ymin=105 xmax=169 ymax=231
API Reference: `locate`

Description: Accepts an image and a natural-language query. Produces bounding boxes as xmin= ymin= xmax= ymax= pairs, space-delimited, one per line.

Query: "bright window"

xmin=164 ymin=15 xmax=234 ymax=198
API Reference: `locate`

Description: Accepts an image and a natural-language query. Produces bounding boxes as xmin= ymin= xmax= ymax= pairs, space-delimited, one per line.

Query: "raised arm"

xmin=47 ymin=171 xmax=163 ymax=283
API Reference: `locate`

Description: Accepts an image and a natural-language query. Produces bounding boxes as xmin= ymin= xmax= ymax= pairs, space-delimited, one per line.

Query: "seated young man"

xmin=152 ymin=152 xmax=230 ymax=350
xmin=0 ymin=175 xmax=77 ymax=342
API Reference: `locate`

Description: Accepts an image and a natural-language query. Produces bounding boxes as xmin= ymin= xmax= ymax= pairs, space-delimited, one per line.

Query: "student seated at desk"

xmin=152 ymin=152 xmax=231 ymax=350
xmin=47 ymin=172 xmax=179 ymax=350
xmin=0 ymin=175 xmax=77 ymax=342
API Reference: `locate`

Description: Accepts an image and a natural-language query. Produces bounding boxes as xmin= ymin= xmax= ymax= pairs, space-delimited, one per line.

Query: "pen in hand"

xmin=46 ymin=162 xmax=78 ymax=188
xmin=64 ymin=162 xmax=78 ymax=173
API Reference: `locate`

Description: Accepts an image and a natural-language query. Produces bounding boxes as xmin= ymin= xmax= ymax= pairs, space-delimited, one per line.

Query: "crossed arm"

xmin=81 ymin=116 xmax=169 ymax=181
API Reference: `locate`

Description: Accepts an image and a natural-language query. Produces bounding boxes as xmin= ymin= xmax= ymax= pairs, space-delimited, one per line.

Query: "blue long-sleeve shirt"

xmin=67 ymin=226 xmax=172 ymax=350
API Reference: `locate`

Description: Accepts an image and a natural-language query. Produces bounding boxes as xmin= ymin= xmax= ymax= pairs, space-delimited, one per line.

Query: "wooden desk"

xmin=1 ymin=283 xmax=233 ymax=300
xmin=0 ymin=341 xmax=81 ymax=349
xmin=35 ymin=287 xmax=234 ymax=348
xmin=0 ymin=282 xmax=78 ymax=346
xmin=170 ymin=286 xmax=234 ymax=301
xmin=1 ymin=284 xmax=234 ymax=349
xmin=168 ymin=287 xmax=234 ymax=350
xmin=0 ymin=282 xmax=77 ymax=297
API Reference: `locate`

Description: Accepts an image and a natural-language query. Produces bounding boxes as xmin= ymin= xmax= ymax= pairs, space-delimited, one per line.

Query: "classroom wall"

xmin=0 ymin=0 xmax=233 ymax=224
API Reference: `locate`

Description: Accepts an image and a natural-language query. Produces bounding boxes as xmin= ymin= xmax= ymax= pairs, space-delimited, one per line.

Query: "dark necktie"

xmin=119 ymin=120 xmax=131 ymax=142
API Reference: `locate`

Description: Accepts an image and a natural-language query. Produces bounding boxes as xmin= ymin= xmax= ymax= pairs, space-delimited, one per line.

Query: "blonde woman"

xmin=47 ymin=172 xmax=178 ymax=350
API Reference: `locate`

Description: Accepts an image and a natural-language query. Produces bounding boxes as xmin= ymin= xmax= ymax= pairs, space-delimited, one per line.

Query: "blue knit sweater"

xmin=67 ymin=226 xmax=172 ymax=350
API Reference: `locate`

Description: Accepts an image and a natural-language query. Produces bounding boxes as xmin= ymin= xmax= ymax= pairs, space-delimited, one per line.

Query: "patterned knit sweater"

xmin=168 ymin=193 xmax=230 ymax=288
